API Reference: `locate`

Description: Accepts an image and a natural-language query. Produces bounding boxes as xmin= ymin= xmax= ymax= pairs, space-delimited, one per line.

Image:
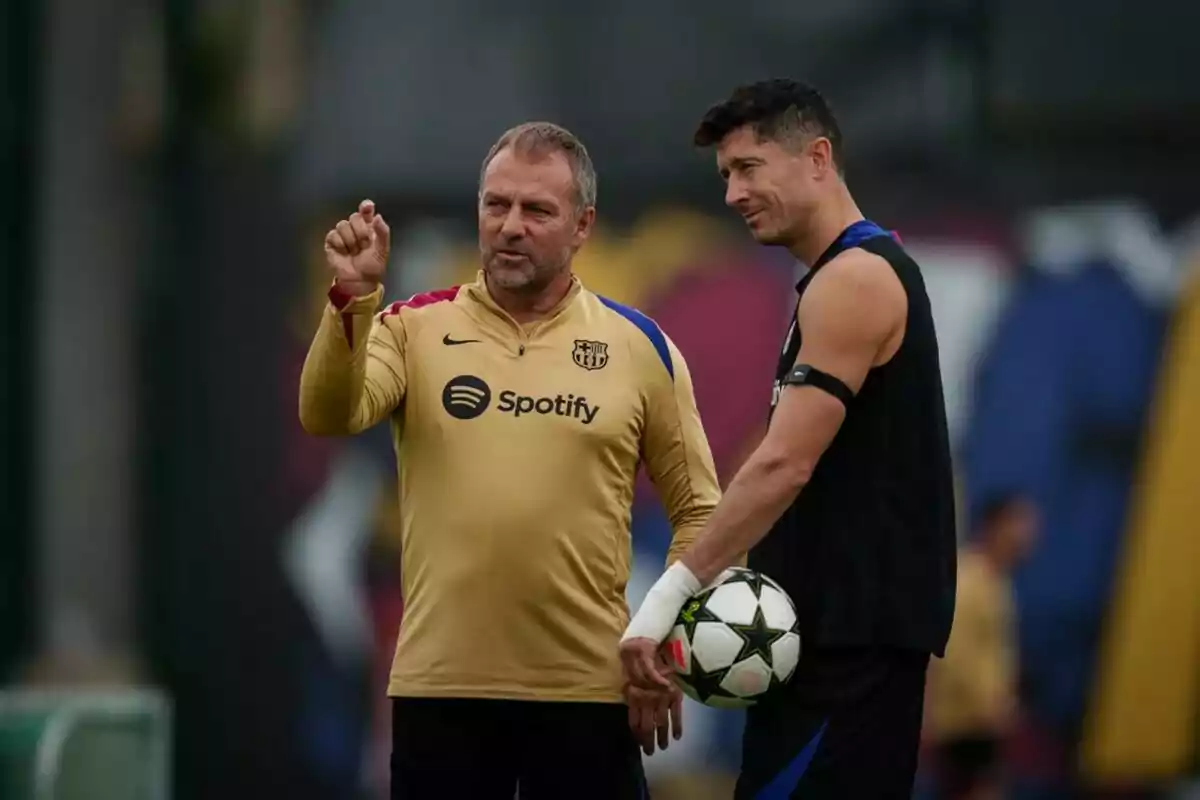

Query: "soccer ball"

xmin=663 ymin=567 xmax=801 ymax=708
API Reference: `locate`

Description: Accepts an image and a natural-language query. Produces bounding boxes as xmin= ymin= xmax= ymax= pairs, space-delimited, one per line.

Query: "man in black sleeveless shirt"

xmin=621 ymin=79 xmax=958 ymax=798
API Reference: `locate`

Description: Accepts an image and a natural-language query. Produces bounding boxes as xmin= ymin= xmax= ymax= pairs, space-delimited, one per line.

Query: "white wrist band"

xmin=622 ymin=561 xmax=702 ymax=644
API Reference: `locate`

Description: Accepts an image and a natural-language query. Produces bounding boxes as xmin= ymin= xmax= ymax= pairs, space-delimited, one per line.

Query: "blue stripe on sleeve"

xmin=597 ymin=295 xmax=674 ymax=381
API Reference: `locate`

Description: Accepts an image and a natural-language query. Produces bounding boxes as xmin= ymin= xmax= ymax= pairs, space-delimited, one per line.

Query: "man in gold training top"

xmin=925 ymin=493 xmax=1038 ymax=799
xmin=299 ymin=121 xmax=721 ymax=800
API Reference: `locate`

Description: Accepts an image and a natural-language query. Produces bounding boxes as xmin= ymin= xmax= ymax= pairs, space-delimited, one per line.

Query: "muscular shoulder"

xmin=586 ymin=292 xmax=678 ymax=385
xmin=799 ymin=248 xmax=907 ymax=346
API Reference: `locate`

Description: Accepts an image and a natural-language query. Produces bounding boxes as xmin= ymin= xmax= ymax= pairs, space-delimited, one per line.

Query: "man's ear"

xmin=574 ymin=206 xmax=596 ymax=245
xmin=808 ymin=137 xmax=835 ymax=178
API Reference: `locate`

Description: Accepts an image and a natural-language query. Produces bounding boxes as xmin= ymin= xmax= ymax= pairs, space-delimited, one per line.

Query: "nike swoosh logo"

xmin=443 ymin=335 xmax=482 ymax=346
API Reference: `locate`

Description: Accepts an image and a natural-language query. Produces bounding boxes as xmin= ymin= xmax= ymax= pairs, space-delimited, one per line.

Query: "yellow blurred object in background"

xmin=1081 ymin=269 xmax=1200 ymax=782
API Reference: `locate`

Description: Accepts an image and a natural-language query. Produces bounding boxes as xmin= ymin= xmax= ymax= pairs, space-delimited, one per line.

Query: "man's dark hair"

xmin=693 ymin=79 xmax=844 ymax=172
xmin=978 ymin=493 xmax=1018 ymax=527
xmin=973 ymin=491 xmax=1026 ymax=538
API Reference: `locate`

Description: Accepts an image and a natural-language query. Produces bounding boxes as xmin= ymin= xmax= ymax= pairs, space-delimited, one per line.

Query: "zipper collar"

xmin=461 ymin=270 xmax=583 ymax=355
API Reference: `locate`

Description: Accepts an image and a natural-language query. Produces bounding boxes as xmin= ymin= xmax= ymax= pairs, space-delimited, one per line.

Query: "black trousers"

xmin=736 ymin=647 xmax=930 ymax=799
xmin=390 ymin=697 xmax=648 ymax=799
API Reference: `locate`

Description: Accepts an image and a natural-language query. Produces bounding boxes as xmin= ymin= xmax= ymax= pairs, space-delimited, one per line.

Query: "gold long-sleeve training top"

xmin=925 ymin=549 xmax=1018 ymax=739
xmin=300 ymin=272 xmax=721 ymax=703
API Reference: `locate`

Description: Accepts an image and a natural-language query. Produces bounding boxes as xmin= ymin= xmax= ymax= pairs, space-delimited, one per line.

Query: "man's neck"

xmin=485 ymin=270 xmax=574 ymax=324
xmin=789 ymin=185 xmax=865 ymax=268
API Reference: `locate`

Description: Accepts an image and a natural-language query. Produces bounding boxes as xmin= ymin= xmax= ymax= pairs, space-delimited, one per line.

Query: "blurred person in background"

xmin=962 ymin=203 xmax=1175 ymax=798
xmin=925 ymin=493 xmax=1039 ymax=800
xmin=622 ymin=78 xmax=958 ymax=799
xmin=298 ymin=121 xmax=721 ymax=799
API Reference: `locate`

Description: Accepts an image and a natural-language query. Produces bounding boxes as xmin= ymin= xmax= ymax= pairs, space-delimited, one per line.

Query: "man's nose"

xmin=725 ymin=179 xmax=748 ymax=209
xmin=500 ymin=207 xmax=524 ymax=238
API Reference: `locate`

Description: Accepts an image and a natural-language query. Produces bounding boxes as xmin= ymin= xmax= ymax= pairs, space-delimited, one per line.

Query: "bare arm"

xmin=621 ymin=249 xmax=907 ymax=687
xmin=679 ymin=249 xmax=906 ymax=584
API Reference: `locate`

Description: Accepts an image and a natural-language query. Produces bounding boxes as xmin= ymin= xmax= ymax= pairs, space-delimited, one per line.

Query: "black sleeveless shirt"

xmin=749 ymin=220 xmax=958 ymax=657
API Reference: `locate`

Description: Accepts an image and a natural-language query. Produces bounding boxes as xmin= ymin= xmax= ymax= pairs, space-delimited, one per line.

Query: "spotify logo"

xmin=441 ymin=375 xmax=492 ymax=420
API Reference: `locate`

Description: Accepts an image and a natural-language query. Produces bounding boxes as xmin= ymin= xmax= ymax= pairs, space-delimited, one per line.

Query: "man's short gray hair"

xmin=479 ymin=121 xmax=597 ymax=211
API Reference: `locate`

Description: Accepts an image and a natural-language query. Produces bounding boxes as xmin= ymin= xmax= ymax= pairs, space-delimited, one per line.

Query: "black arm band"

xmin=779 ymin=364 xmax=855 ymax=407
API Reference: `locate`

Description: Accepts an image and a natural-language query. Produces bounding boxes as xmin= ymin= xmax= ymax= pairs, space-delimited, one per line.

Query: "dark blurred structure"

xmin=0 ymin=0 xmax=39 ymax=683
xmin=4 ymin=1 xmax=1200 ymax=798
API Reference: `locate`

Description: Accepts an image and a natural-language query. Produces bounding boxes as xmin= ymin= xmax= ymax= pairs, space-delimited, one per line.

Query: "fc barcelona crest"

xmin=572 ymin=339 xmax=609 ymax=371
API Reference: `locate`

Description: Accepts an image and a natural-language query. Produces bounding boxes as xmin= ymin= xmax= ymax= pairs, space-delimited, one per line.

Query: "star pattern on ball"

xmin=682 ymin=662 xmax=737 ymax=704
xmin=670 ymin=568 xmax=800 ymax=706
xmin=727 ymin=604 xmax=787 ymax=666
